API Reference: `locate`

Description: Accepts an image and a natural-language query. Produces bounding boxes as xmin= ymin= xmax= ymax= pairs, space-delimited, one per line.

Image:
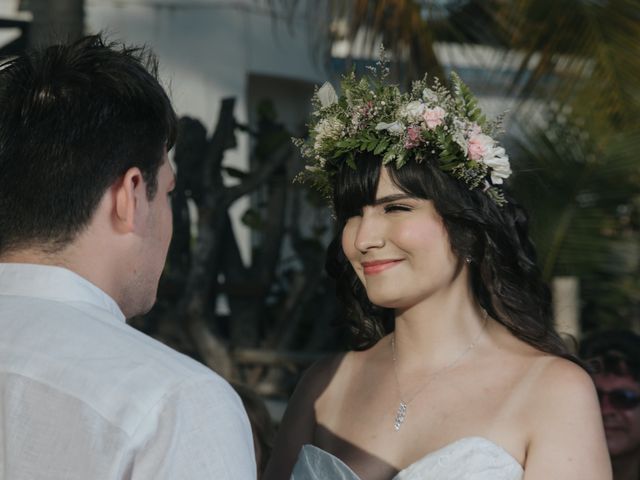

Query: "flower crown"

xmin=294 ymin=60 xmax=512 ymax=206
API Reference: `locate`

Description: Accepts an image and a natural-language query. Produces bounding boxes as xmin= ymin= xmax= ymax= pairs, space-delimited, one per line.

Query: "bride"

xmin=263 ymin=67 xmax=611 ymax=479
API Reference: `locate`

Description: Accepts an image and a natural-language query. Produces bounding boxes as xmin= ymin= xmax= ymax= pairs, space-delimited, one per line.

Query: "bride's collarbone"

xmin=315 ymin=362 xmax=530 ymax=469
xmin=313 ymin=339 xmax=539 ymax=466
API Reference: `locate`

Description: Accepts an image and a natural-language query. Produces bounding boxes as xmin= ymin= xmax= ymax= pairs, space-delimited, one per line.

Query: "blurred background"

xmin=1 ymin=0 xmax=639 ymax=413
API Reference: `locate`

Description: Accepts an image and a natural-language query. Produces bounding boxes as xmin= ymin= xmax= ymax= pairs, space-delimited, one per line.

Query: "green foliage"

xmin=451 ymin=72 xmax=487 ymax=128
xmin=510 ymin=113 xmax=640 ymax=330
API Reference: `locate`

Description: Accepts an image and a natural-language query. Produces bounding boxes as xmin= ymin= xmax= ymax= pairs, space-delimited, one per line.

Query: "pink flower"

xmin=422 ymin=107 xmax=446 ymax=129
xmin=404 ymin=126 xmax=422 ymax=149
xmin=359 ymin=100 xmax=374 ymax=117
xmin=467 ymin=134 xmax=492 ymax=161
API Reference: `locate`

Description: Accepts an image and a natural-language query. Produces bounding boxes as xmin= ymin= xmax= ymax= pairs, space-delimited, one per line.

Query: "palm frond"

xmin=511 ymin=115 xmax=640 ymax=280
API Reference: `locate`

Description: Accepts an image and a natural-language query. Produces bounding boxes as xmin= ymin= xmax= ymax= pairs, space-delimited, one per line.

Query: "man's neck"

xmin=0 ymin=245 xmax=121 ymax=314
xmin=0 ymin=248 xmax=70 ymax=268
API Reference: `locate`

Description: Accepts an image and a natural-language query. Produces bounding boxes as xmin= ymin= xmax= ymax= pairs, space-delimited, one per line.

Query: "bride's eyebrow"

xmin=372 ymin=194 xmax=415 ymax=206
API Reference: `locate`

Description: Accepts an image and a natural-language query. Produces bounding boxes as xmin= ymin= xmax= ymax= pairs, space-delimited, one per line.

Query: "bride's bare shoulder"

xmin=302 ymin=352 xmax=348 ymax=390
xmin=522 ymin=355 xmax=611 ymax=477
xmin=522 ymin=353 xmax=597 ymax=412
xmin=498 ymin=340 xmax=611 ymax=478
xmin=302 ymin=346 xmax=376 ymax=400
xmin=483 ymin=323 xmax=610 ymax=477
xmin=262 ymin=352 xmax=349 ymax=480
xmin=490 ymin=325 xmax=597 ymax=410
xmin=304 ymin=337 xmax=388 ymax=391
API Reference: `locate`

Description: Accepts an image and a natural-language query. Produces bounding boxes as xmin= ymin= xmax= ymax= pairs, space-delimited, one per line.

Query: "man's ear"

xmin=113 ymin=167 xmax=148 ymax=233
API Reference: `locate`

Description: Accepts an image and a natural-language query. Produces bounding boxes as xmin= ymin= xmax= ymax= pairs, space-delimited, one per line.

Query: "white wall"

xmin=0 ymin=0 xmax=20 ymax=16
xmin=85 ymin=0 xmax=328 ymax=263
xmin=86 ymin=0 xmax=324 ymax=132
xmin=0 ymin=0 xmax=30 ymax=47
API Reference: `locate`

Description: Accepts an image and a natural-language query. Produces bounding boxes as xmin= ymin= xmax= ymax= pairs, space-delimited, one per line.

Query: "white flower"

xmin=314 ymin=116 xmax=343 ymax=152
xmin=399 ymin=101 xmax=425 ymax=122
xmin=452 ymin=119 xmax=468 ymax=151
xmin=482 ymin=146 xmax=511 ymax=184
xmin=317 ymin=82 xmax=338 ymax=108
xmin=375 ymin=121 xmax=405 ymax=135
xmin=423 ymin=88 xmax=438 ymax=103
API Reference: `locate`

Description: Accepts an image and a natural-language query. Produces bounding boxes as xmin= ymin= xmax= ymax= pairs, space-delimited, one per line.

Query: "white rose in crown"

xmin=399 ymin=101 xmax=425 ymax=123
xmin=317 ymin=82 xmax=338 ymax=108
xmin=483 ymin=146 xmax=511 ymax=184
xmin=423 ymin=88 xmax=438 ymax=103
xmin=376 ymin=121 xmax=405 ymax=135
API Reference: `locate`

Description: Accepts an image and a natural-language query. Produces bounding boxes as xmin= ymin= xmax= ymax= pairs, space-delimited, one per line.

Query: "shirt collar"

xmin=0 ymin=263 xmax=126 ymax=323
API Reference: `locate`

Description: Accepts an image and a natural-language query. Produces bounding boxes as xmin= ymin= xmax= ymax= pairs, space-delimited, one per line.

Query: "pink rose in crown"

xmin=404 ymin=126 xmax=423 ymax=149
xmin=467 ymin=133 xmax=493 ymax=161
xmin=423 ymin=107 xmax=446 ymax=129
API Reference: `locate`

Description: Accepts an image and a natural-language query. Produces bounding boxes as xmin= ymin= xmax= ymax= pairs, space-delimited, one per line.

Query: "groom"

xmin=0 ymin=35 xmax=256 ymax=479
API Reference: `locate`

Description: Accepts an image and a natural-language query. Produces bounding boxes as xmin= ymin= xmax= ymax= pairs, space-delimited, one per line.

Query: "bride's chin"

xmin=366 ymin=294 xmax=409 ymax=310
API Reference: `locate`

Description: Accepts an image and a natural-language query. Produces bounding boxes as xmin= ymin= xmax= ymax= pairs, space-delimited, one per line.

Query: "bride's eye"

xmin=384 ymin=204 xmax=412 ymax=213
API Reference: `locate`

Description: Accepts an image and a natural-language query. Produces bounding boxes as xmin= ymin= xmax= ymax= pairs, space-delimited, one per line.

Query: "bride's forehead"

xmin=375 ymin=169 xmax=402 ymax=195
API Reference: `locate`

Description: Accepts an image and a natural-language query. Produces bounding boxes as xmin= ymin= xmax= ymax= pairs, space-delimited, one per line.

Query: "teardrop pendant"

xmin=394 ymin=401 xmax=407 ymax=431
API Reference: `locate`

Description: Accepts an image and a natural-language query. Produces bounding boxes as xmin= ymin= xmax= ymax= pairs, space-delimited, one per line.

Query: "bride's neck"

xmin=392 ymin=289 xmax=486 ymax=369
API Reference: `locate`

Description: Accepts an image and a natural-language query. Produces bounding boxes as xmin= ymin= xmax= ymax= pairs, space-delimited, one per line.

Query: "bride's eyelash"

xmin=384 ymin=204 xmax=412 ymax=213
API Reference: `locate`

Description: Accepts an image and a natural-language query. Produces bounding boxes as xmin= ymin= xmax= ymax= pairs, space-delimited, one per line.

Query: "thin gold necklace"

xmin=390 ymin=310 xmax=488 ymax=432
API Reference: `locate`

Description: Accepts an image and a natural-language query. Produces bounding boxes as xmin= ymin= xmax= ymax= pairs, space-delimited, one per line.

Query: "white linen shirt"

xmin=0 ymin=263 xmax=256 ymax=480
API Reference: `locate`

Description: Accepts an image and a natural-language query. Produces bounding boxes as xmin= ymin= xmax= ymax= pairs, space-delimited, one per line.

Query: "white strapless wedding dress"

xmin=291 ymin=437 xmax=523 ymax=479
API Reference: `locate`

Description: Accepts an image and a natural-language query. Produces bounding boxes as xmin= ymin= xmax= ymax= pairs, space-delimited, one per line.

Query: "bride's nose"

xmin=353 ymin=212 xmax=385 ymax=253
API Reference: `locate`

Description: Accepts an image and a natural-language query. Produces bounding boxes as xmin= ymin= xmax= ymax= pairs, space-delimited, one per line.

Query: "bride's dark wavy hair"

xmin=326 ymin=151 xmax=570 ymax=357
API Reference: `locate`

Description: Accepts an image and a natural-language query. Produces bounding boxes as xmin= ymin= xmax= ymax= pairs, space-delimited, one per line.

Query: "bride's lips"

xmin=361 ymin=259 xmax=403 ymax=275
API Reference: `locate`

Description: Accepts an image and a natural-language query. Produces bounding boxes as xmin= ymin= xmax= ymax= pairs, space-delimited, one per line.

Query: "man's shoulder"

xmin=0 ymin=294 xmax=235 ymax=434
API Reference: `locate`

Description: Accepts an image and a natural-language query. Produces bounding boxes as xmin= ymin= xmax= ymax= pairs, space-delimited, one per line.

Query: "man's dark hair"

xmin=0 ymin=34 xmax=177 ymax=254
xmin=580 ymin=330 xmax=640 ymax=382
